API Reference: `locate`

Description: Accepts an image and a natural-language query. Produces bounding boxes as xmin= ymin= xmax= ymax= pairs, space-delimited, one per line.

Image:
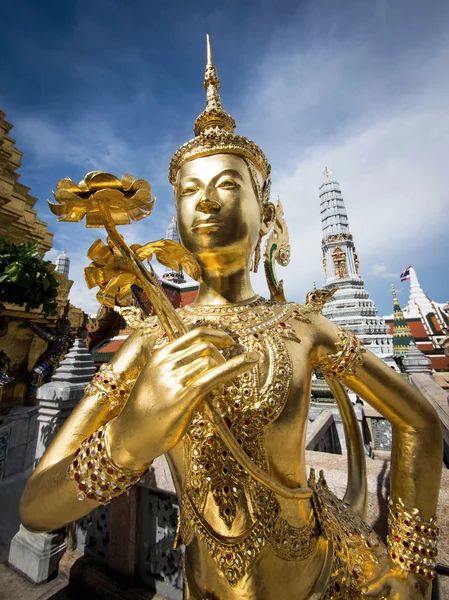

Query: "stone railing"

xmin=66 ymin=451 xmax=449 ymax=599
xmin=305 ymin=410 xmax=339 ymax=453
xmin=0 ymin=419 xmax=12 ymax=482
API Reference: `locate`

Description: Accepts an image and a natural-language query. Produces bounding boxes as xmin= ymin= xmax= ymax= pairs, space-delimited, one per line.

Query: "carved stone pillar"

xmin=108 ymin=486 xmax=140 ymax=577
xmin=8 ymin=526 xmax=66 ymax=584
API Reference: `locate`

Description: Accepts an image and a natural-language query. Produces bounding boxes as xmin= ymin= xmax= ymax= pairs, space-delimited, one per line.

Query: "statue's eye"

xmin=181 ymin=185 xmax=198 ymax=196
xmin=217 ymin=179 xmax=238 ymax=190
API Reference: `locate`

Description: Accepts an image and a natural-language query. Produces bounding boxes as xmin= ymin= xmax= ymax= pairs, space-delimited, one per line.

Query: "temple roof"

xmin=384 ymin=266 xmax=448 ymax=321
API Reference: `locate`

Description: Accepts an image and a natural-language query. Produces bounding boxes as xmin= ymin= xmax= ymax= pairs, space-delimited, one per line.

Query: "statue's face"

xmin=175 ymin=154 xmax=261 ymax=268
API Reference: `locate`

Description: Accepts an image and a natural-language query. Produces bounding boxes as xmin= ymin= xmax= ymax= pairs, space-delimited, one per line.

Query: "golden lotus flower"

xmin=49 ymin=171 xmax=154 ymax=228
xmin=136 ymin=239 xmax=201 ymax=282
xmin=85 ymin=238 xmax=201 ymax=308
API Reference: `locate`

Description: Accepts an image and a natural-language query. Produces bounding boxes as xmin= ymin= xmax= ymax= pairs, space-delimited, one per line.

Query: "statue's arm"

xmin=311 ymin=312 xmax=442 ymax=519
xmin=19 ymin=328 xmax=154 ymax=533
xmin=20 ymin=325 xmax=254 ymax=534
xmin=28 ymin=321 xmax=56 ymax=342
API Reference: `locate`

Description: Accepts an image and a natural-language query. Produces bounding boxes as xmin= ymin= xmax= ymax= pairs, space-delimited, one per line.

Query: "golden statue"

xmin=20 ymin=36 xmax=442 ymax=600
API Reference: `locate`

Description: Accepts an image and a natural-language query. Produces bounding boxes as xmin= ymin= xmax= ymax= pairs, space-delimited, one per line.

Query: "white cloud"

xmin=238 ymin=28 xmax=449 ymax=307
xmin=12 ymin=9 xmax=449 ymax=316
xmin=371 ymin=265 xmax=397 ymax=279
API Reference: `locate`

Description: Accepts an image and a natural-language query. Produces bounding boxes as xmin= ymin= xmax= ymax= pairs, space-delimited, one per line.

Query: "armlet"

xmin=314 ymin=326 xmax=365 ymax=379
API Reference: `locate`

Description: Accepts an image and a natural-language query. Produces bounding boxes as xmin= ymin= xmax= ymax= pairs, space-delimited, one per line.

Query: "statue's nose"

xmin=196 ymin=196 xmax=221 ymax=214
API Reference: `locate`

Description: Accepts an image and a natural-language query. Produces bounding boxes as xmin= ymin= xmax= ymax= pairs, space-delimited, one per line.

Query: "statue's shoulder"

xmin=115 ymin=310 xmax=164 ymax=342
xmin=303 ymin=288 xmax=337 ymax=312
xmin=284 ymin=289 xmax=338 ymax=337
xmin=285 ymin=288 xmax=336 ymax=319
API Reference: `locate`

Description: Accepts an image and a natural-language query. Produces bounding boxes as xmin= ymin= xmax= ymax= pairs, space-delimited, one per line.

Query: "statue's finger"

xmin=172 ymin=341 xmax=226 ymax=368
xmin=163 ymin=327 xmax=235 ymax=353
xmin=189 ymin=351 xmax=259 ymax=399
xmin=179 ymin=356 xmax=220 ymax=385
xmin=361 ymin=577 xmax=390 ymax=599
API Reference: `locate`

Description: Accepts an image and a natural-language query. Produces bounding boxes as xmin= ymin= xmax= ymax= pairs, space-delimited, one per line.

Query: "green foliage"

xmin=0 ymin=350 xmax=11 ymax=373
xmin=0 ymin=236 xmax=58 ymax=316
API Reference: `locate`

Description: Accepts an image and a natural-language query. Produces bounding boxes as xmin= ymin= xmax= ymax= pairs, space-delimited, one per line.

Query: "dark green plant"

xmin=0 ymin=349 xmax=10 ymax=373
xmin=0 ymin=236 xmax=58 ymax=316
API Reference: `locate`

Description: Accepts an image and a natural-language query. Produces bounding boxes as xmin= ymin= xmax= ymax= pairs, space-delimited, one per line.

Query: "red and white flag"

xmin=400 ymin=266 xmax=411 ymax=282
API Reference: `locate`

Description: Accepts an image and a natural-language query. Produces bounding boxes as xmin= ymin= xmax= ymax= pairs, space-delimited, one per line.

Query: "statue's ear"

xmin=260 ymin=202 xmax=275 ymax=236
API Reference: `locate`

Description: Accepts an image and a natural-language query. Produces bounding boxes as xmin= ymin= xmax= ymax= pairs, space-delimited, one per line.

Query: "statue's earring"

xmin=263 ymin=196 xmax=290 ymax=302
xmin=251 ymin=235 xmax=262 ymax=273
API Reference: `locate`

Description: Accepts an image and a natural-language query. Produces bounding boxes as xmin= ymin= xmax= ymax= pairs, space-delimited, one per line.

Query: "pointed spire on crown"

xmin=193 ymin=35 xmax=236 ymax=136
xmin=169 ymin=35 xmax=270 ymax=185
xmin=205 ymin=34 xmax=219 ymax=89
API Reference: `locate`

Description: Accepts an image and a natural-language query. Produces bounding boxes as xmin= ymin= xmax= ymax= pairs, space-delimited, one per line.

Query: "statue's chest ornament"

xmin=155 ymin=300 xmax=320 ymax=585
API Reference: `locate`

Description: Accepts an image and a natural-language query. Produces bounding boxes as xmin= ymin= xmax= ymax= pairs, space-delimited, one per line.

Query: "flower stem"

xmin=99 ymin=200 xmax=187 ymax=340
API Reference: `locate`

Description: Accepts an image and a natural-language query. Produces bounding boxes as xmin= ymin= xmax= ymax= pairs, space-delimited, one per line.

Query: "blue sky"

xmin=1 ymin=0 xmax=448 ymax=315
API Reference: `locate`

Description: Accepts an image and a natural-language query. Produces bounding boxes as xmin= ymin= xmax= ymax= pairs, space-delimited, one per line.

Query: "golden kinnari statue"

xmin=20 ymin=36 xmax=442 ymax=599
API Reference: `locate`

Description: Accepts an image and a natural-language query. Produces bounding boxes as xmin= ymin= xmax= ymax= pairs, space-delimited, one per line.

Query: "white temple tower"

xmin=319 ymin=168 xmax=395 ymax=365
xmin=55 ymin=249 xmax=70 ymax=278
xmin=162 ymin=217 xmax=185 ymax=284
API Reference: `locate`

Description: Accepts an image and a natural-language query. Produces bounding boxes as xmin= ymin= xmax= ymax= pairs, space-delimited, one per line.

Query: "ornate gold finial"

xmin=169 ymin=36 xmax=271 ymax=185
xmin=193 ymin=35 xmax=236 ymax=136
xmin=323 ymin=166 xmax=332 ymax=181
xmin=392 ymin=284 xmax=399 ymax=305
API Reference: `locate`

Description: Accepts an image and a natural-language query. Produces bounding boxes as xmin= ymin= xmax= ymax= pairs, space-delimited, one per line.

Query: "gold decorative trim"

xmin=310 ymin=470 xmax=388 ymax=598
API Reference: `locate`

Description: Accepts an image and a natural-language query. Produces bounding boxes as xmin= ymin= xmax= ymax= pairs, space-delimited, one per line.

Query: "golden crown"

xmin=168 ymin=35 xmax=271 ymax=186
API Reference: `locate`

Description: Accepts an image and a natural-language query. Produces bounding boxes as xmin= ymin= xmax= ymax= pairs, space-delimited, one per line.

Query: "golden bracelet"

xmin=67 ymin=423 xmax=146 ymax=504
xmin=387 ymin=496 xmax=438 ymax=580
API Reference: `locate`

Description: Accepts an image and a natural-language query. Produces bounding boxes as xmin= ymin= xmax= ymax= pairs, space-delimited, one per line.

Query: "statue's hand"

xmin=108 ymin=327 xmax=259 ymax=470
xmin=362 ymin=565 xmax=431 ymax=599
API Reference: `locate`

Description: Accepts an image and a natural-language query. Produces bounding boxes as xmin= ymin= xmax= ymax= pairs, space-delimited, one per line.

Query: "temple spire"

xmin=407 ymin=266 xmax=431 ymax=314
xmin=319 ymin=171 xmax=394 ymax=366
xmin=55 ymin=248 xmax=70 ymax=278
xmin=162 ymin=216 xmax=185 ymax=284
xmin=392 ymin=285 xmax=413 ymax=355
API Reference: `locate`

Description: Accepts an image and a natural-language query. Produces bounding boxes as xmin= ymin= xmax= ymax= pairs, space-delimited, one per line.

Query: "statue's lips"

xmin=191 ymin=219 xmax=223 ymax=231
